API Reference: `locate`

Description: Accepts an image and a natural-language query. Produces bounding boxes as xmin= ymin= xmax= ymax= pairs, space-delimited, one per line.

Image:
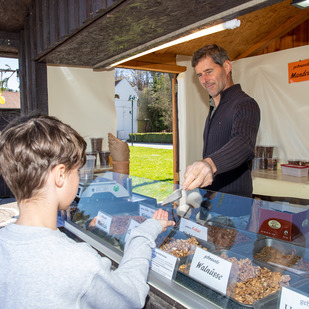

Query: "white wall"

xmin=176 ymin=55 xmax=209 ymax=184
xmin=176 ymin=45 xmax=309 ymax=183
xmin=46 ymin=46 xmax=309 ymax=182
xmin=232 ymin=45 xmax=309 ymax=162
xmin=115 ymin=79 xmax=138 ymax=140
xmin=47 ymin=66 xmax=116 ymax=152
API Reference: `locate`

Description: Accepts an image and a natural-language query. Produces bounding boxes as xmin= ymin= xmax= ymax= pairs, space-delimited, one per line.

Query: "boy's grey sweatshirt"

xmin=0 ymin=219 xmax=162 ymax=308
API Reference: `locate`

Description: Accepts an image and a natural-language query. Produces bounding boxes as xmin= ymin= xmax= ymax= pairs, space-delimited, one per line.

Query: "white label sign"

xmin=280 ymin=286 xmax=309 ymax=309
xmin=139 ymin=204 xmax=155 ymax=218
xmin=189 ymin=247 xmax=232 ymax=295
xmin=150 ymin=248 xmax=178 ymax=280
xmin=125 ymin=219 xmax=141 ymax=243
xmin=95 ymin=211 xmax=112 ymax=233
xmin=179 ymin=218 xmax=208 ymax=241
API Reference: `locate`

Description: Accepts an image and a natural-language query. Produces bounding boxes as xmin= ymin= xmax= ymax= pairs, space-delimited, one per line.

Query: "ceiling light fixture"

xmin=291 ymin=0 xmax=309 ymax=9
xmin=110 ymin=19 xmax=241 ymax=67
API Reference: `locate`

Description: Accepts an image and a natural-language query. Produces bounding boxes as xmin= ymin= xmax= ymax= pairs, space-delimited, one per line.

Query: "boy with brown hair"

xmin=0 ymin=114 xmax=174 ymax=308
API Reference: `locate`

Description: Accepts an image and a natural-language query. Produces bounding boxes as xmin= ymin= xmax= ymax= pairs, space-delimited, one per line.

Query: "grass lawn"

xmin=129 ymin=146 xmax=173 ymax=182
xmin=128 ymin=146 xmax=176 ymax=202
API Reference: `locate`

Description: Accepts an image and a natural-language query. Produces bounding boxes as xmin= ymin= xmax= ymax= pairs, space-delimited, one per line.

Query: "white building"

xmin=115 ymin=79 xmax=138 ymax=140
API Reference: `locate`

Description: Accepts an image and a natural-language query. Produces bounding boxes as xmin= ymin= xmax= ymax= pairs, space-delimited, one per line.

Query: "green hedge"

xmin=128 ymin=133 xmax=173 ymax=143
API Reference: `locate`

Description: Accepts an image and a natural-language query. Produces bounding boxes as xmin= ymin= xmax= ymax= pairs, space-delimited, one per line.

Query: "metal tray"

xmin=253 ymin=278 xmax=309 ymax=309
xmin=205 ymin=219 xmax=258 ymax=252
xmin=158 ymin=229 xmax=216 ymax=258
xmin=252 ymin=237 xmax=309 ymax=276
xmin=177 ymin=250 xmax=303 ymax=308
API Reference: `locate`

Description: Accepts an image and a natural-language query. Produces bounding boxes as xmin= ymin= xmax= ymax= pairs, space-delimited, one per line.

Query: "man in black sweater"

xmin=183 ymin=44 xmax=260 ymax=198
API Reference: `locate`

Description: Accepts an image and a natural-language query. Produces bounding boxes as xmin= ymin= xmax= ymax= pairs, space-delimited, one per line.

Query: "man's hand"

xmin=152 ymin=209 xmax=175 ymax=232
xmin=182 ymin=159 xmax=215 ymax=191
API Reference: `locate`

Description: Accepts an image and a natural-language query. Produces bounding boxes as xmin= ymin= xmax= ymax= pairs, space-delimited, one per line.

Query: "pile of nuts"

xmin=178 ymin=253 xmax=291 ymax=305
xmin=88 ymin=215 xmax=146 ymax=235
xmin=109 ymin=215 xmax=146 ymax=235
xmin=222 ymin=253 xmax=291 ymax=305
xmin=160 ymin=236 xmax=207 ymax=258
xmin=207 ymin=225 xmax=238 ymax=248
xmin=254 ymin=246 xmax=309 ymax=272
xmin=254 ymin=246 xmax=300 ymax=267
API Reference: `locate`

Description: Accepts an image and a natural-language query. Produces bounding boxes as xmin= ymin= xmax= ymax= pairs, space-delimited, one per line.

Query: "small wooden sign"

xmin=288 ymin=59 xmax=309 ymax=83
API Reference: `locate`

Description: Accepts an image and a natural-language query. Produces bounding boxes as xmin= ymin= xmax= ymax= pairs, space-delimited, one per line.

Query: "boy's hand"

xmin=152 ymin=209 xmax=175 ymax=232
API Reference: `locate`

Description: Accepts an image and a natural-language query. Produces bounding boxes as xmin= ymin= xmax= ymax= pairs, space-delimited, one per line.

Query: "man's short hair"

xmin=0 ymin=114 xmax=87 ymax=202
xmin=191 ymin=44 xmax=230 ymax=68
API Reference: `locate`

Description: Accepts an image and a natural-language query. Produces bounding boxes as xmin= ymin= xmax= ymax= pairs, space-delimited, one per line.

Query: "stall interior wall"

xmin=232 ymin=45 xmax=309 ymax=162
xmin=177 ymin=45 xmax=308 ymax=184
xmin=177 ymin=55 xmax=209 ymax=184
xmin=47 ymin=66 xmax=117 ymax=153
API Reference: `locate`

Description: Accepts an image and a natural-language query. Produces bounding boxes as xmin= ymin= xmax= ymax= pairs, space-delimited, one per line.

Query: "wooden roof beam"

xmin=234 ymin=10 xmax=309 ymax=60
xmin=136 ymin=53 xmax=179 ymax=65
xmin=116 ymin=60 xmax=186 ymax=74
xmin=114 ymin=52 xmax=187 ymax=73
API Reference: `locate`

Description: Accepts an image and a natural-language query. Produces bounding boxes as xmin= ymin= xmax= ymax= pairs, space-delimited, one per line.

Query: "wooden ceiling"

xmin=157 ymin=1 xmax=309 ymax=60
xmin=38 ymin=0 xmax=285 ymax=69
xmin=0 ymin=0 xmax=308 ymax=72
xmin=0 ymin=0 xmax=31 ymax=58
xmin=0 ymin=0 xmax=31 ymax=32
xmin=117 ymin=0 xmax=309 ymax=73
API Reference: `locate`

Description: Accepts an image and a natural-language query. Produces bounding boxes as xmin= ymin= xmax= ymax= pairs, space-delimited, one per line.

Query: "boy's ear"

xmin=54 ymin=164 xmax=66 ymax=187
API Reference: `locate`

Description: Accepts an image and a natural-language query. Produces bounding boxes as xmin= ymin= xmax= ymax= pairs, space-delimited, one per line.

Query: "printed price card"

xmin=279 ymin=286 xmax=309 ymax=309
xmin=179 ymin=218 xmax=208 ymax=241
xmin=125 ymin=219 xmax=140 ymax=243
xmin=139 ymin=204 xmax=155 ymax=218
xmin=189 ymin=247 xmax=232 ymax=295
xmin=150 ymin=248 xmax=178 ymax=280
xmin=95 ymin=211 xmax=112 ymax=233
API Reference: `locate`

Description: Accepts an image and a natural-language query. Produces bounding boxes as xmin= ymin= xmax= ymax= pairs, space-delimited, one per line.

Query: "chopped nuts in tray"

xmin=159 ymin=236 xmax=208 ymax=258
xmin=88 ymin=215 xmax=146 ymax=235
xmin=109 ymin=215 xmax=146 ymax=235
xmin=179 ymin=253 xmax=292 ymax=305
xmin=222 ymin=254 xmax=291 ymax=305
xmin=206 ymin=223 xmax=253 ymax=248
xmin=254 ymin=246 xmax=309 ymax=272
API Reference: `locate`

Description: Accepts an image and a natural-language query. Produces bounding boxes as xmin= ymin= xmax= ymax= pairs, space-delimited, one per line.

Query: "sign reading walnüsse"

xmin=288 ymin=59 xmax=309 ymax=83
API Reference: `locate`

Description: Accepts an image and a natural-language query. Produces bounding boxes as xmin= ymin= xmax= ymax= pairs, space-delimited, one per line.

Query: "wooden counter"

xmin=252 ymin=169 xmax=309 ymax=200
xmin=94 ymin=166 xmax=113 ymax=174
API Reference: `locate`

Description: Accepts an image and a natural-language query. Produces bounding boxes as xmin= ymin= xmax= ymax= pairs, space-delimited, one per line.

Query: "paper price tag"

xmin=139 ymin=204 xmax=155 ymax=218
xmin=280 ymin=286 xmax=309 ymax=309
xmin=95 ymin=211 xmax=112 ymax=234
xmin=150 ymin=248 xmax=178 ymax=280
xmin=179 ymin=218 xmax=208 ymax=241
xmin=189 ymin=247 xmax=232 ymax=295
xmin=125 ymin=219 xmax=140 ymax=243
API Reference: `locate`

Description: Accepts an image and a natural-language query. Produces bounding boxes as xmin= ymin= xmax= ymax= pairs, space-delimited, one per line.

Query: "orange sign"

xmin=288 ymin=59 xmax=309 ymax=83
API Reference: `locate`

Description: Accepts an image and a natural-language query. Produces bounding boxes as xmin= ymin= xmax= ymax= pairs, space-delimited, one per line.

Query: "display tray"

xmin=204 ymin=219 xmax=258 ymax=251
xmin=72 ymin=199 xmax=161 ymax=251
xmin=284 ymin=278 xmax=309 ymax=297
xmin=216 ymin=237 xmax=309 ymax=276
xmin=177 ymin=250 xmax=302 ymax=308
xmin=157 ymin=229 xmax=216 ymax=258
xmin=252 ymin=237 xmax=309 ymax=276
xmin=252 ymin=278 xmax=309 ymax=309
xmin=85 ymin=213 xmax=148 ymax=250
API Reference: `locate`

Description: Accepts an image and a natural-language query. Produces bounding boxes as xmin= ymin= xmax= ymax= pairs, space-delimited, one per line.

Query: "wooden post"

xmin=172 ymin=73 xmax=179 ymax=185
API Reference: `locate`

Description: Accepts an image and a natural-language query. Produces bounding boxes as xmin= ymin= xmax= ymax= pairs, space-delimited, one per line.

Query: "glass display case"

xmin=64 ymin=171 xmax=309 ymax=309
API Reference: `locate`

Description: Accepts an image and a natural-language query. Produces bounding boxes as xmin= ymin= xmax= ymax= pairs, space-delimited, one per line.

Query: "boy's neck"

xmin=16 ymin=199 xmax=58 ymax=230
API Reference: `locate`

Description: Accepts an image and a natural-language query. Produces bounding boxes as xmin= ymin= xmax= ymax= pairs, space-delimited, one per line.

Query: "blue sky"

xmin=0 ymin=57 xmax=19 ymax=91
